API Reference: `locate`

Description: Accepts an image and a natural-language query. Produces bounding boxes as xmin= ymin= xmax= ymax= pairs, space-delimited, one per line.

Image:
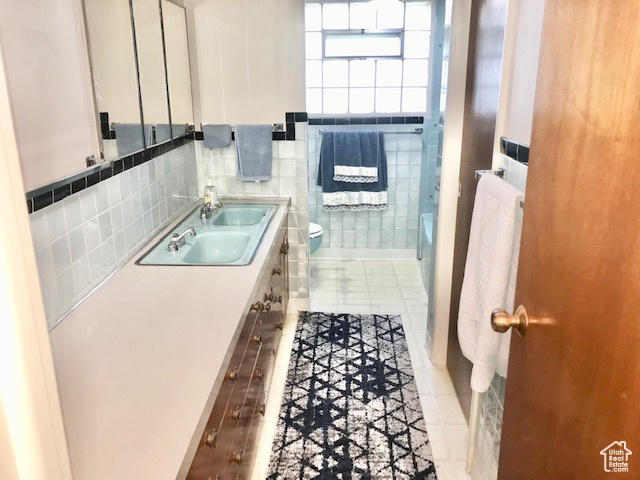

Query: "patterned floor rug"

xmin=267 ymin=312 xmax=437 ymax=479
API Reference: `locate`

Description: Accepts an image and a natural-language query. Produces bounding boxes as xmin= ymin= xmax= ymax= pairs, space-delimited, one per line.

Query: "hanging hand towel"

xmin=154 ymin=124 xmax=172 ymax=144
xmin=203 ymin=124 xmax=232 ymax=148
xmin=495 ymin=196 xmax=524 ymax=378
xmin=332 ymin=131 xmax=379 ymax=183
xmin=457 ymin=173 xmax=523 ymax=392
xmin=317 ymin=131 xmax=388 ymax=211
xmin=115 ymin=123 xmax=152 ymax=157
xmin=235 ymin=125 xmax=273 ymax=182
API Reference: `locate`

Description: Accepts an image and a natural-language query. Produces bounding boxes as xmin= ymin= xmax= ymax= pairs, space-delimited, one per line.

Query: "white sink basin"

xmin=136 ymin=203 xmax=277 ymax=266
xmin=183 ymin=232 xmax=251 ymax=264
xmin=212 ymin=207 xmax=269 ymax=226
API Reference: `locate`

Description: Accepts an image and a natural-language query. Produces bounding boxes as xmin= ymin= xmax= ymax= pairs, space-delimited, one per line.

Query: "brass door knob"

xmin=249 ymin=301 xmax=261 ymax=312
xmin=258 ymin=404 xmax=266 ymax=416
xmin=491 ymin=305 xmax=529 ymax=337
xmin=251 ymin=333 xmax=263 ymax=345
xmin=275 ymin=321 xmax=284 ymax=331
xmin=254 ymin=367 xmax=265 ymax=382
xmin=272 ymin=267 xmax=282 ymax=276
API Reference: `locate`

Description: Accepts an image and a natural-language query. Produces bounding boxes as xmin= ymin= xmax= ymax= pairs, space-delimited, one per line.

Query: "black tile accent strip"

xmin=194 ymin=112 xmax=309 ymax=144
xmin=500 ymin=137 xmax=530 ymax=165
xmin=309 ymin=115 xmax=425 ymax=125
xmin=26 ymin=132 xmax=195 ymax=214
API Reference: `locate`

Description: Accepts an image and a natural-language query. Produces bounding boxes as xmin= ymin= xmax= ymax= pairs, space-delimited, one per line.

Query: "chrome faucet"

xmin=200 ymin=198 xmax=223 ymax=220
xmin=167 ymin=227 xmax=196 ymax=252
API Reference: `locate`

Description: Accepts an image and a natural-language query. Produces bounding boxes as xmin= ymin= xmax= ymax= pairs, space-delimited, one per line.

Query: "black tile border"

xmin=26 ymin=133 xmax=195 ymax=214
xmin=500 ymin=137 xmax=530 ymax=165
xmin=194 ymin=112 xmax=309 ymax=143
xmin=308 ymin=115 xmax=424 ymax=126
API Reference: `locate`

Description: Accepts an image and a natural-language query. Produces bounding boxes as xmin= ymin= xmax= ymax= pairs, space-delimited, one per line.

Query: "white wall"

xmin=0 ymin=42 xmax=72 ymax=480
xmin=185 ymin=0 xmax=306 ymax=125
xmin=0 ymin=0 xmax=99 ymax=191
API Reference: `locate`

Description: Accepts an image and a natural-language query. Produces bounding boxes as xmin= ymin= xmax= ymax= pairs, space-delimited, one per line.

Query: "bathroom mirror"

xmin=132 ymin=0 xmax=172 ymax=144
xmin=84 ymin=0 xmax=144 ymax=161
xmin=161 ymin=1 xmax=194 ymax=138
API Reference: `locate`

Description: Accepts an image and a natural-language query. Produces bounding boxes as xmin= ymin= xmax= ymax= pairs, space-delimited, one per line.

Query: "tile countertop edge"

xmin=48 ymin=197 xmax=290 ymax=480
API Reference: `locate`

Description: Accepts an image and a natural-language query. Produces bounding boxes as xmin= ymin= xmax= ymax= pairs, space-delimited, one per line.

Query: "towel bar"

xmin=474 ymin=167 xmax=505 ymax=179
xmin=319 ymin=127 xmax=423 ymax=135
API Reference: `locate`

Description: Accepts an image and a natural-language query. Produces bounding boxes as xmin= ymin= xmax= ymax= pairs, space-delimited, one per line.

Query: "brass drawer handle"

xmin=251 ymin=333 xmax=263 ymax=345
xmin=280 ymin=241 xmax=289 ymax=255
xmin=271 ymin=267 xmax=281 ymax=276
xmin=231 ymin=449 xmax=243 ymax=465
xmin=200 ymin=427 xmax=217 ymax=450
xmin=258 ymin=404 xmax=265 ymax=416
xmin=225 ymin=366 xmax=239 ymax=383
xmin=249 ymin=301 xmax=261 ymax=312
xmin=230 ymin=405 xmax=242 ymax=423
xmin=275 ymin=321 xmax=284 ymax=331
xmin=263 ymin=292 xmax=283 ymax=304
xmin=254 ymin=367 xmax=265 ymax=382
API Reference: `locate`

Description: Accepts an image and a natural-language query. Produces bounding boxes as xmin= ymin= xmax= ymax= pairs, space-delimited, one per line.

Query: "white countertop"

xmin=49 ymin=198 xmax=289 ymax=480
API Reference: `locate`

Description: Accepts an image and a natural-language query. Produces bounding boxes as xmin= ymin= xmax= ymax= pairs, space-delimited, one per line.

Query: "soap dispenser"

xmin=204 ymin=179 xmax=218 ymax=206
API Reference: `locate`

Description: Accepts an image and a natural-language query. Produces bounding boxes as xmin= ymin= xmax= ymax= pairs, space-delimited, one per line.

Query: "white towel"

xmin=457 ymin=174 xmax=523 ymax=392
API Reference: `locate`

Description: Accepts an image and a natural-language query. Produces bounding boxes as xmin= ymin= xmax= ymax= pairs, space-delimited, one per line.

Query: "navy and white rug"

xmin=267 ymin=312 xmax=437 ymax=479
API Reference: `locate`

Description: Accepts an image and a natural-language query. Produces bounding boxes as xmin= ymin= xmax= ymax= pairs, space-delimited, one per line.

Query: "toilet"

xmin=309 ymin=223 xmax=323 ymax=254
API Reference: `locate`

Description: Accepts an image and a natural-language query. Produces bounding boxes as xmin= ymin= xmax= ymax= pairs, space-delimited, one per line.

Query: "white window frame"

xmin=305 ymin=0 xmax=433 ymax=116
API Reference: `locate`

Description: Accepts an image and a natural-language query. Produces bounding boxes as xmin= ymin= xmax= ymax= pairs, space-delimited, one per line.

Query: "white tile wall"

xmin=30 ymin=142 xmax=199 ymax=328
xmin=308 ymin=124 xmax=423 ymax=250
xmin=194 ymin=123 xmax=310 ymax=299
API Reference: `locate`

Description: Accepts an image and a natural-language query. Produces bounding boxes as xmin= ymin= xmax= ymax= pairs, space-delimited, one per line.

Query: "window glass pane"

xmin=375 ymin=87 xmax=401 ymax=112
xmin=349 ymin=88 xmax=374 ymax=113
xmin=349 ymin=2 xmax=376 ymax=29
xmin=325 ymin=33 xmax=401 ymax=58
xmin=401 ymin=87 xmax=427 ymax=112
xmin=376 ymin=59 xmax=402 ymax=87
xmin=349 ymin=60 xmax=375 ymax=87
xmin=306 ymin=32 xmax=322 ymax=60
xmin=404 ymin=31 xmax=430 ymax=58
xmin=323 ymin=4 xmax=349 ymax=30
xmin=306 ymin=60 xmax=323 ymax=88
xmin=305 ymin=3 xmax=322 ymax=31
xmin=307 ymin=88 xmax=323 ymax=113
xmin=375 ymin=1 xmax=404 ymax=29
xmin=324 ymin=88 xmax=349 ymax=114
xmin=403 ymin=59 xmax=429 ymax=86
xmin=323 ymin=60 xmax=348 ymax=87
xmin=405 ymin=3 xmax=431 ymax=30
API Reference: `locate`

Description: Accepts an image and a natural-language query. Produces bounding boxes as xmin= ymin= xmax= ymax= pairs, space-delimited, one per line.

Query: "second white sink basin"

xmin=183 ymin=232 xmax=251 ymax=264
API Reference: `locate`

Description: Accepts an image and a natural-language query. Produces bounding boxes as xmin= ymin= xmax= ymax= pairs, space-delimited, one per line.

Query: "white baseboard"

xmin=312 ymin=247 xmax=418 ymax=260
xmin=287 ymin=298 xmax=310 ymax=315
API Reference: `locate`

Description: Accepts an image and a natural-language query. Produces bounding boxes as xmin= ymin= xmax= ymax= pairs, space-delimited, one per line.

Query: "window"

xmin=305 ymin=1 xmax=432 ymax=115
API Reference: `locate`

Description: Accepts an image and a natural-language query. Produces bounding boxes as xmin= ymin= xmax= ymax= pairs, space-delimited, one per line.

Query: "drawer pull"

xmin=271 ymin=267 xmax=282 ymax=276
xmin=200 ymin=427 xmax=217 ymax=450
xmin=230 ymin=406 xmax=242 ymax=423
xmin=251 ymin=333 xmax=263 ymax=345
xmin=254 ymin=367 xmax=265 ymax=382
xmin=249 ymin=301 xmax=262 ymax=312
xmin=263 ymin=302 xmax=272 ymax=313
xmin=275 ymin=321 xmax=284 ymax=331
xmin=280 ymin=241 xmax=289 ymax=255
xmin=225 ymin=366 xmax=239 ymax=383
xmin=258 ymin=404 xmax=266 ymax=416
xmin=264 ymin=292 xmax=283 ymax=304
xmin=231 ymin=449 xmax=243 ymax=465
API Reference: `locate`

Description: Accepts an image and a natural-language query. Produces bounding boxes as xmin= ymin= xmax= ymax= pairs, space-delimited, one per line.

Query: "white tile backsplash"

xmin=30 ymin=142 xmax=198 ymax=328
xmin=194 ymin=123 xmax=310 ymax=299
